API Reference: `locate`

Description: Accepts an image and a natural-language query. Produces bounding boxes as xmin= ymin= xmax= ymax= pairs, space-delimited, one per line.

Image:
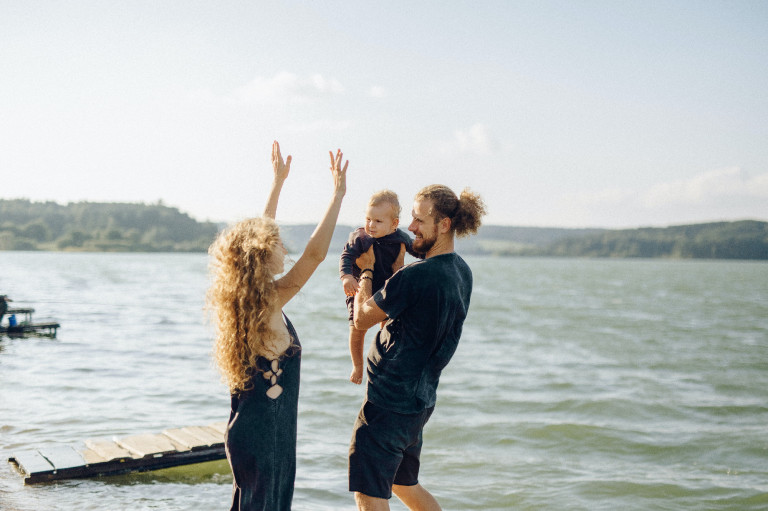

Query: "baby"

xmin=339 ymin=190 xmax=421 ymax=384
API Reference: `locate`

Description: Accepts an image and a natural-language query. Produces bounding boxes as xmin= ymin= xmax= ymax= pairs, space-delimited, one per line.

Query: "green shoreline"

xmin=2 ymin=199 xmax=767 ymax=259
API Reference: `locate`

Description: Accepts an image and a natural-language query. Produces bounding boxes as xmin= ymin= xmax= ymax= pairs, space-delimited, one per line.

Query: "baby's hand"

xmin=350 ymin=365 xmax=363 ymax=385
xmin=342 ymin=275 xmax=359 ymax=297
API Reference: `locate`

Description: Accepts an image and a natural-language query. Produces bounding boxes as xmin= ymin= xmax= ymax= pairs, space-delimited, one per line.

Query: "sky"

xmin=1 ymin=0 xmax=766 ymax=228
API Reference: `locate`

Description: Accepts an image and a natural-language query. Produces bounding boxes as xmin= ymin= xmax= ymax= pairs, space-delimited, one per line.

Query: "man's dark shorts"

xmin=348 ymin=400 xmax=435 ymax=499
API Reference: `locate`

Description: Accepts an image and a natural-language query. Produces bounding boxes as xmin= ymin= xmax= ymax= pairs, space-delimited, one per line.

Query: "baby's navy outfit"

xmin=339 ymin=228 xmax=420 ymax=323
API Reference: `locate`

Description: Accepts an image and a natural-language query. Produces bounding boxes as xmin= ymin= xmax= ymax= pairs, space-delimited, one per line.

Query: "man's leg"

xmin=355 ymin=492 xmax=390 ymax=511
xmin=392 ymin=483 xmax=441 ymax=511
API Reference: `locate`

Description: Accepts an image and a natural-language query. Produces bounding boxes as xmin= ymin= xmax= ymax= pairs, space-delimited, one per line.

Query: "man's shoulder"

xmin=411 ymin=253 xmax=471 ymax=278
xmin=396 ymin=253 xmax=470 ymax=274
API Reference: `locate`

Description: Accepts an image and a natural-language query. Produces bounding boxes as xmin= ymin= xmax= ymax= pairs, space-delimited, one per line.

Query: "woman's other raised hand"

xmin=329 ymin=148 xmax=348 ymax=197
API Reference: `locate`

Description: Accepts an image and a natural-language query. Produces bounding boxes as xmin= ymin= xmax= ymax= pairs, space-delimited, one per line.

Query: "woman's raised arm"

xmin=263 ymin=140 xmax=292 ymax=219
xmin=275 ymin=149 xmax=348 ymax=307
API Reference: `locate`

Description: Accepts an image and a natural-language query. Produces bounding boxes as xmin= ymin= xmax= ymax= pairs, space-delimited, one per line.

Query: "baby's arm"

xmin=342 ymin=274 xmax=359 ymax=296
xmin=340 ymin=230 xmax=367 ymax=295
xmin=340 ymin=247 xmax=360 ymax=296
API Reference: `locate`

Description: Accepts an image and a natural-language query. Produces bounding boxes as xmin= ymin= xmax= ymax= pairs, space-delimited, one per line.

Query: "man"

xmin=349 ymin=184 xmax=486 ymax=510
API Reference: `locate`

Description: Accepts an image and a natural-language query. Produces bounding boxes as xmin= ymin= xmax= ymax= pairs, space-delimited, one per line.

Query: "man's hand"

xmin=355 ymin=246 xmax=375 ymax=272
xmin=391 ymin=243 xmax=406 ymax=273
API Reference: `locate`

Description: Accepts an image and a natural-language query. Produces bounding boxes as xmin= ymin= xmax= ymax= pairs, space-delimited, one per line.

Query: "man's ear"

xmin=438 ymin=216 xmax=451 ymax=234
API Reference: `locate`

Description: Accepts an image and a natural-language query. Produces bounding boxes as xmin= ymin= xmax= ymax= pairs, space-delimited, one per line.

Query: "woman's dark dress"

xmin=225 ymin=313 xmax=301 ymax=511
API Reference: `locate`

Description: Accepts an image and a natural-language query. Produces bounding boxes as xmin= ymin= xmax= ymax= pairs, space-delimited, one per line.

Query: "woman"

xmin=208 ymin=141 xmax=348 ymax=510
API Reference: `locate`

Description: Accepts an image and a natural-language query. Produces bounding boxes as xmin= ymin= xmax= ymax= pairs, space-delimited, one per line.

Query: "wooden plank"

xmin=79 ymin=447 xmax=108 ymax=464
xmin=163 ymin=426 xmax=220 ymax=450
xmin=8 ymin=424 xmax=229 ymax=484
xmin=162 ymin=428 xmax=204 ymax=450
xmin=200 ymin=424 xmax=226 ymax=442
xmin=208 ymin=421 xmax=227 ymax=436
xmin=38 ymin=446 xmax=85 ymax=470
xmin=85 ymin=439 xmax=135 ymax=461
xmin=179 ymin=426 xmax=223 ymax=447
xmin=8 ymin=450 xmax=54 ymax=476
xmin=117 ymin=433 xmax=178 ymax=458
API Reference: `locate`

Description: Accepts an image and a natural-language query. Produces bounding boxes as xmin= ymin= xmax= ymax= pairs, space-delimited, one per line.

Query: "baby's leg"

xmin=349 ymin=326 xmax=367 ymax=384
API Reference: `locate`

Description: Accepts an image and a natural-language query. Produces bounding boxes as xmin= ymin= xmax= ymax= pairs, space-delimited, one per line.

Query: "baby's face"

xmin=365 ymin=203 xmax=399 ymax=238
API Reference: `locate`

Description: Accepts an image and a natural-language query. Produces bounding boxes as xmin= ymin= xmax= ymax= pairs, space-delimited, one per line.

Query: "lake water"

xmin=1 ymin=252 xmax=766 ymax=510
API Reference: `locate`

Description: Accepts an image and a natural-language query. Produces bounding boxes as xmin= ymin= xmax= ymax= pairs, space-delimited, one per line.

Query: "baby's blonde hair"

xmin=368 ymin=189 xmax=401 ymax=219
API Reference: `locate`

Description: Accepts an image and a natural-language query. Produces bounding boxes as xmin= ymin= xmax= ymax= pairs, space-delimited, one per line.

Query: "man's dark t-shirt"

xmin=367 ymin=252 xmax=472 ymax=414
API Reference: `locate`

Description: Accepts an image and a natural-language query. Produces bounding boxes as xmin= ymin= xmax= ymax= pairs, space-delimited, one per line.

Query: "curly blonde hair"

xmin=207 ymin=217 xmax=283 ymax=393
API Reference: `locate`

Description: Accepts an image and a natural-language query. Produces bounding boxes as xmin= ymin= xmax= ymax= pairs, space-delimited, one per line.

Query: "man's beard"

xmin=413 ymin=233 xmax=436 ymax=255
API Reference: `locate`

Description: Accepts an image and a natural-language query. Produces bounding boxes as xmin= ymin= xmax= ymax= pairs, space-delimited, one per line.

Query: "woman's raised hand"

xmin=272 ymin=141 xmax=292 ymax=182
xmin=329 ymin=148 xmax=348 ymax=197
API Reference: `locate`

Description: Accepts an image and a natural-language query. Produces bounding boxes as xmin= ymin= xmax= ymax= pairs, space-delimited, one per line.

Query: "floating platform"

xmin=0 ymin=322 xmax=60 ymax=338
xmin=8 ymin=422 xmax=227 ymax=484
xmin=1 ymin=308 xmax=60 ymax=338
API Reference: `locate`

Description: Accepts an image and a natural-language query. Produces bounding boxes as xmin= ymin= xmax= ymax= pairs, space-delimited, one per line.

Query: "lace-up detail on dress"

xmin=262 ymin=359 xmax=284 ymax=399
xmin=253 ymin=312 xmax=301 ymax=400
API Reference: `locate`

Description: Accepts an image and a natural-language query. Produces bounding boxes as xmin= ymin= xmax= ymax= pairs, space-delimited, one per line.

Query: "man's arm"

xmin=353 ymin=246 xmax=388 ymax=330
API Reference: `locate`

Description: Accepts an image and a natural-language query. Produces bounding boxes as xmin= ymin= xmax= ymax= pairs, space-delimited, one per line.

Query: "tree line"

xmin=457 ymin=220 xmax=768 ymax=260
xmin=0 ymin=199 xmax=219 ymax=252
xmin=533 ymin=220 xmax=768 ymax=259
xmin=1 ymin=199 xmax=766 ymax=259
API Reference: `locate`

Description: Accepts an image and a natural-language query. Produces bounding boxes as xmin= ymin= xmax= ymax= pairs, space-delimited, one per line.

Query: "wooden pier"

xmin=8 ymin=422 xmax=227 ymax=484
xmin=1 ymin=307 xmax=60 ymax=338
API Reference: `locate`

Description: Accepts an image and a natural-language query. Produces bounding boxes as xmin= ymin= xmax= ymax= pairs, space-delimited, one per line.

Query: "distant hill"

xmin=535 ymin=220 xmax=768 ymax=260
xmin=0 ymin=199 xmax=218 ymax=252
xmin=280 ymin=221 xmax=768 ymax=260
xmin=453 ymin=225 xmax=606 ymax=256
xmin=1 ymin=199 xmax=765 ymax=259
xmin=277 ymin=224 xmax=607 ymax=256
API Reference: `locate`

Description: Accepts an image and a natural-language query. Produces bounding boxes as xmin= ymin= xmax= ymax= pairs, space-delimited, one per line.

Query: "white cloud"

xmin=455 ymin=123 xmax=495 ymax=155
xmin=433 ymin=123 xmax=498 ymax=157
xmin=368 ymin=85 xmax=387 ymax=98
xmin=191 ymin=72 xmax=345 ymax=106
xmin=234 ymin=72 xmax=344 ymax=104
xmin=284 ymin=119 xmax=352 ymax=133
xmin=560 ymin=167 xmax=768 ymax=227
xmin=644 ymin=167 xmax=768 ymax=206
